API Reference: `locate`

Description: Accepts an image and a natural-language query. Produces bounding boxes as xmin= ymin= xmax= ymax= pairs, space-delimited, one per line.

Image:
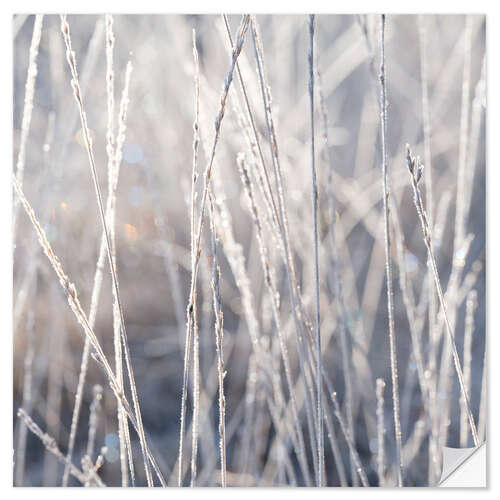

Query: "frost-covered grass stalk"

xmin=221 ymin=14 xmax=280 ymax=230
xmin=81 ymin=450 xmax=106 ymax=487
xmin=323 ymin=374 xmax=369 ymax=487
xmin=12 ymin=173 xmax=166 ymax=486
xmin=61 ymin=42 xmax=134 ymax=488
xmin=177 ymin=14 xmax=250 ymax=486
xmin=316 ymin=47 xmax=357 ymax=487
xmin=238 ymin=153 xmax=312 ymax=486
xmin=307 ymin=14 xmax=324 ymax=487
xmin=376 ymin=378 xmax=386 ymax=487
xmin=251 ymin=15 xmax=319 ymax=480
xmin=17 ymin=409 xmax=99 ymax=486
xmin=405 ymin=145 xmax=479 ymax=447
xmin=102 ymin=16 xmax=132 ymax=487
xmin=190 ymin=28 xmax=201 ymax=487
xmin=378 ymin=14 xmax=403 ymax=487
xmin=436 ymin=21 xmax=474 ymax=453
xmin=208 ymin=193 xmax=227 ymax=487
xmin=418 ymin=20 xmax=438 ymax=465
xmin=59 ymin=14 xmax=155 ymax=486
xmin=13 ymin=14 xmax=43 ymax=239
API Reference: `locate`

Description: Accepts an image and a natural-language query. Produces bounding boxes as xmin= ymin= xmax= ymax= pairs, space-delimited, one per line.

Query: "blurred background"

xmin=13 ymin=14 xmax=485 ymax=486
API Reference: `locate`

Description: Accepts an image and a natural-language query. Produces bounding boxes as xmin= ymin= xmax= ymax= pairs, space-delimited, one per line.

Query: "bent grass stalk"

xmin=12 ymin=173 xmax=166 ymax=486
xmin=405 ymin=145 xmax=479 ymax=447
xmin=436 ymin=17 xmax=474 ymax=455
xmin=17 ymin=409 xmax=97 ymax=487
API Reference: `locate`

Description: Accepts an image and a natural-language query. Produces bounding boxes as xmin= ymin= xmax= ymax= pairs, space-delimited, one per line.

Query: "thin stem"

xmin=405 ymin=145 xmax=479 ymax=447
xmin=13 ymin=14 xmax=44 ymax=239
xmin=379 ymin=14 xmax=403 ymax=487
xmin=238 ymin=154 xmax=312 ymax=485
xmin=61 ymin=53 xmax=135 ymax=488
xmin=12 ymin=173 xmax=166 ymax=486
xmin=190 ymin=28 xmax=201 ymax=487
xmin=17 ymin=409 xmax=95 ymax=486
xmin=59 ymin=15 xmax=153 ymax=485
xmin=103 ymin=15 xmax=132 ymax=487
xmin=251 ymin=15 xmax=319 ymax=481
xmin=208 ymin=193 xmax=227 ymax=487
xmin=316 ymin=45 xmax=357 ymax=487
xmin=221 ymin=14 xmax=280 ymax=231
xmin=308 ymin=14 xmax=324 ymax=487
xmin=177 ymin=15 xmax=250 ymax=486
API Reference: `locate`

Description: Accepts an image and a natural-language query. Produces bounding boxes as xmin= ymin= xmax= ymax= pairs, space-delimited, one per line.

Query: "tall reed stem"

xmin=379 ymin=14 xmax=403 ymax=486
xmin=308 ymin=14 xmax=324 ymax=486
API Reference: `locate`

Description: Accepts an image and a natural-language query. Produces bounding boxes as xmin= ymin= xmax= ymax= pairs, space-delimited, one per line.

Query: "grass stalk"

xmin=12 ymin=173 xmax=166 ymax=486
xmin=190 ymin=28 xmax=201 ymax=487
xmin=379 ymin=14 xmax=403 ymax=487
xmin=13 ymin=14 xmax=44 ymax=239
xmin=238 ymin=153 xmax=313 ymax=485
xmin=59 ymin=15 xmax=154 ymax=485
xmin=61 ymin=53 xmax=135 ymax=489
xmin=405 ymin=145 xmax=479 ymax=447
xmin=308 ymin=15 xmax=324 ymax=486
xmin=177 ymin=14 xmax=250 ymax=486
xmin=18 ymin=409 xmax=102 ymax=487
xmin=208 ymin=193 xmax=227 ymax=487
xmin=251 ymin=15 xmax=320 ymax=480
xmin=316 ymin=46 xmax=357 ymax=487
